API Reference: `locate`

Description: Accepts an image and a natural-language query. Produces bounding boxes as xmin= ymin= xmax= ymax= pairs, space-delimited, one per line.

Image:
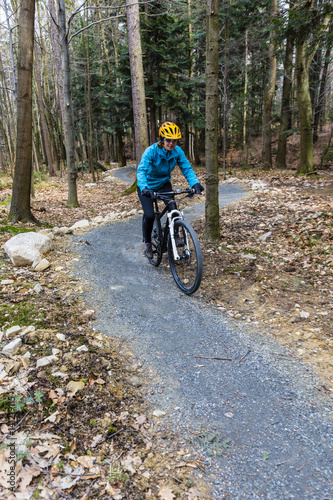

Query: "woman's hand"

xmin=142 ymin=188 xmax=155 ymax=198
xmin=192 ymin=183 xmax=204 ymax=194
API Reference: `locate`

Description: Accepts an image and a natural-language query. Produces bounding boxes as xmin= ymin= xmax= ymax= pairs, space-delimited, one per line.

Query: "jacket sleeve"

xmin=176 ymin=148 xmax=199 ymax=187
xmin=136 ymin=146 xmax=152 ymax=191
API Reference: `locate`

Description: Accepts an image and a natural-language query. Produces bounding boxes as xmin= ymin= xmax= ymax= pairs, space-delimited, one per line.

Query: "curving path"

xmin=72 ymin=171 xmax=332 ymax=499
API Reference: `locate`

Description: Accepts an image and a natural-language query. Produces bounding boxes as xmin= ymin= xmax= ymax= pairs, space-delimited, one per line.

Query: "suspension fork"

xmin=168 ymin=209 xmax=183 ymax=261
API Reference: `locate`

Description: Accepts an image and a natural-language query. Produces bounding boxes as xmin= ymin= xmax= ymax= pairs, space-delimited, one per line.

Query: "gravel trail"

xmin=72 ymin=182 xmax=332 ymax=499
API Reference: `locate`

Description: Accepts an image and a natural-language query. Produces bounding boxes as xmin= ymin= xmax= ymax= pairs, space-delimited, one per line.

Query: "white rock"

xmin=127 ymin=209 xmax=137 ymax=216
xmin=36 ymin=355 xmax=58 ymax=368
xmin=258 ymin=231 xmax=272 ymax=242
xmin=241 ymin=254 xmax=257 ymax=260
xmin=70 ymin=220 xmax=90 ymax=230
xmin=300 ymin=311 xmax=310 ymax=318
xmin=1 ymin=279 xmax=15 ymax=285
xmin=4 ymin=232 xmax=53 ymax=267
xmin=92 ymin=216 xmax=104 ymax=223
xmin=3 ymin=338 xmax=22 ymax=356
xmin=33 ymin=259 xmax=51 ymax=272
xmin=33 ymin=284 xmax=43 ymax=294
xmin=56 ymin=333 xmax=66 ymax=342
xmin=5 ymin=325 xmax=22 ymax=337
xmin=85 ymin=183 xmax=97 ymax=188
xmin=52 ymin=348 xmax=60 ymax=355
xmin=83 ymin=309 xmax=95 ymax=317
xmin=54 ymin=227 xmax=73 ymax=236
xmin=20 ymin=326 xmax=35 ymax=336
xmin=51 ymin=371 xmax=68 ymax=378
xmin=104 ymin=212 xmax=118 ymax=221
xmin=76 ymin=345 xmax=88 ymax=352
xmin=152 ymin=410 xmax=166 ymax=417
xmin=55 ymin=266 xmax=64 ymax=271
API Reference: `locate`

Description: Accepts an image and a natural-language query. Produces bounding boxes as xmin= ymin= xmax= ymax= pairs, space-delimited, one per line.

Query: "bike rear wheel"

xmin=149 ymin=215 xmax=163 ymax=267
xmin=167 ymin=219 xmax=203 ymax=294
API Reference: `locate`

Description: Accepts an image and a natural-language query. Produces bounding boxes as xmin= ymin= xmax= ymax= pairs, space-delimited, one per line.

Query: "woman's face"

xmin=163 ymin=138 xmax=178 ymax=152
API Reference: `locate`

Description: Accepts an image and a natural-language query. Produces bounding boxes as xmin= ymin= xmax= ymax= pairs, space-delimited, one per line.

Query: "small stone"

xmin=76 ymin=345 xmax=89 ymax=352
xmin=20 ymin=326 xmax=35 ymax=336
xmin=36 ymin=355 xmax=58 ymax=368
xmin=152 ymin=410 xmax=166 ymax=417
xmin=70 ymin=220 xmax=90 ymax=230
xmin=83 ymin=309 xmax=95 ymax=317
xmin=300 ymin=311 xmax=310 ymax=318
xmin=55 ymin=266 xmax=64 ymax=272
xmin=258 ymin=231 xmax=272 ymax=242
xmin=1 ymin=279 xmax=15 ymax=285
xmin=51 ymin=371 xmax=68 ymax=378
xmin=224 ymin=412 xmax=234 ymax=418
xmin=52 ymin=348 xmax=60 ymax=355
xmin=33 ymin=284 xmax=43 ymax=294
xmin=3 ymin=338 xmax=22 ymax=356
xmin=128 ymin=376 xmax=142 ymax=387
xmin=92 ymin=216 xmax=104 ymax=223
xmin=56 ymin=333 xmax=66 ymax=342
xmin=5 ymin=325 xmax=22 ymax=338
xmin=34 ymin=259 xmax=51 ymax=272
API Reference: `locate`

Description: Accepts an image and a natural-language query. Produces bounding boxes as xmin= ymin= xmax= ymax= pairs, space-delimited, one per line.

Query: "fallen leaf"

xmin=66 ymin=380 xmax=85 ymax=396
xmin=77 ymin=455 xmax=97 ymax=469
xmin=159 ymin=487 xmax=175 ymax=500
xmin=187 ymin=486 xmax=200 ymax=499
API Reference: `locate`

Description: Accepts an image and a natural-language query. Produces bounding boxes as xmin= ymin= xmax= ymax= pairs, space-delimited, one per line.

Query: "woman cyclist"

xmin=137 ymin=121 xmax=204 ymax=259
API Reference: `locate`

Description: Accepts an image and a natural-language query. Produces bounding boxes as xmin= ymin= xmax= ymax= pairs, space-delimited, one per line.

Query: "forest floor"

xmin=0 ymin=129 xmax=332 ymax=498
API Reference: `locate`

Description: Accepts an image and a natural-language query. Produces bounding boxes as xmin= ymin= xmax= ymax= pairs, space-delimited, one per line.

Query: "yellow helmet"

xmin=159 ymin=121 xmax=182 ymax=140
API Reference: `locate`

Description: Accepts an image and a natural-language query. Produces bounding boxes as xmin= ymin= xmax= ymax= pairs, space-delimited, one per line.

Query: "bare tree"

xmin=205 ymin=0 xmax=220 ymax=241
xmin=262 ymin=0 xmax=277 ymax=168
xmin=58 ymin=0 xmax=79 ymax=207
xmin=126 ymin=0 xmax=148 ymax=167
xmin=9 ymin=0 xmax=37 ymax=223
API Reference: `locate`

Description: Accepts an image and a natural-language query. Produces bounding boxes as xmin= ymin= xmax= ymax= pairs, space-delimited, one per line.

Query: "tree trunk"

xmin=223 ymin=0 xmax=230 ymax=180
xmin=262 ymin=0 xmax=277 ymax=168
xmin=205 ymin=0 xmax=220 ymax=241
xmin=314 ymin=42 xmax=332 ymax=142
xmin=126 ymin=0 xmax=149 ymax=167
xmin=34 ymin=45 xmax=55 ymax=175
xmin=295 ymin=0 xmax=330 ymax=174
xmin=276 ymin=36 xmax=294 ymax=168
xmin=243 ymin=28 xmax=248 ymax=150
xmin=296 ymin=43 xmax=315 ymax=174
xmin=58 ymin=0 xmax=79 ymax=206
xmin=9 ymin=0 xmax=36 ymax=223
xmin=49 ymin=0 xmax=65 ymax=126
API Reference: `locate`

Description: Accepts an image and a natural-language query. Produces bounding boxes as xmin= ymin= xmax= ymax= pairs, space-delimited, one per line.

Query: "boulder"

xmin=4 ymin=232 xmax=53 ymax=267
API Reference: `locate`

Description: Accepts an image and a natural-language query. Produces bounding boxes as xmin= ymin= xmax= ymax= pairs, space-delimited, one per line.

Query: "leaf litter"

xmin=0 ymin=154 xmax=332 ymax=497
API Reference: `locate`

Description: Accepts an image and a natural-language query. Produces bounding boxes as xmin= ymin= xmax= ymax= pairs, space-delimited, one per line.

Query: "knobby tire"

xmin=167 ymin=219 xmax=203 ymax=294
xmin=149 ymin=215 xmax=162 ymax=267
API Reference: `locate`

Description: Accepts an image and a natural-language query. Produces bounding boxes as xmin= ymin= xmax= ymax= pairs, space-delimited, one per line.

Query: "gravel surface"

xmin=71 ymin=183 xmax=332 ymax=499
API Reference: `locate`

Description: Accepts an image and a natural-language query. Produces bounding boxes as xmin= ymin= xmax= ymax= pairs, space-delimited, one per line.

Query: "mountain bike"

xmin=145 ymin=188 xmax=203 ymax=295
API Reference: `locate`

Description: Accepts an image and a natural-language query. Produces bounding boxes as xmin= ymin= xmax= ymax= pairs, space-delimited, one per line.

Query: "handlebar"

xmin=152 ymin=188 xmax=200 ymax=200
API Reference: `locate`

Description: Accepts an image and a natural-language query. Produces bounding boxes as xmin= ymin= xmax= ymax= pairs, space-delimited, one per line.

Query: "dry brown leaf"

xmin=187 ymin=486 xmax=200 ymax=499
xmin=158 ymin=487 xmax=175 ymax=500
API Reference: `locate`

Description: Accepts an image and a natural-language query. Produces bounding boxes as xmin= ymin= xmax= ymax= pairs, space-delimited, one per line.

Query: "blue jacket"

xmin=136 ymin=143 xmax=199 ymax=192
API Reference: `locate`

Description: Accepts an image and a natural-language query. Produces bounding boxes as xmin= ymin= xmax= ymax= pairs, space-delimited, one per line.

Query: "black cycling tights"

xmin=137 ymin=182 xmax=173 ymax=243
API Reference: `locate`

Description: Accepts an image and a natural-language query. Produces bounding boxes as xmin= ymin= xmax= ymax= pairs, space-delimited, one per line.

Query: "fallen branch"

xmin=194 ymin=355 xmax=232 ymax=361
xmin=239 ymin=349 xmax=251 ymax=363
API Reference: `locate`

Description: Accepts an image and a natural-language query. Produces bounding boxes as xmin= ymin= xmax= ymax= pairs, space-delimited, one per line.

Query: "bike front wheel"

xmin=167 ymin=219 xmax=203 ymax=294
xmin=149 ymin=215 xmax=163 ymax=267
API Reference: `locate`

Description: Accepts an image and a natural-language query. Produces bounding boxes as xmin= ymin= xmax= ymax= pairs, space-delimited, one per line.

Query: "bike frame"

xmin=153 ymin=190 xmax=192 ymax=260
